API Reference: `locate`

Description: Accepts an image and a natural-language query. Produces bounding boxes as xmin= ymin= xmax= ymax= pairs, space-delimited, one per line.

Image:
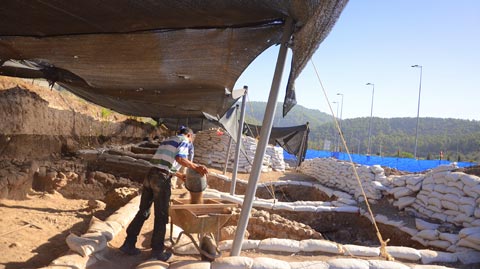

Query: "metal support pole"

xmin=412 ymin=65 xmax=423 ymax=159
xmin=366 ymin=83 xmax=375 ymax=155
xmin=230 ymin=87 xmax=248 ymax=195
xmin=230 ymin=18 xmax=293 ymax=256
xmin=223 ymin=136 xmax=233 ymax=175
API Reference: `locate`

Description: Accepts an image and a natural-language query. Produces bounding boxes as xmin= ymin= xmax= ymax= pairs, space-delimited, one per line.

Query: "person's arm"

xmin=175 ymin=156 xmax=209 ymax=177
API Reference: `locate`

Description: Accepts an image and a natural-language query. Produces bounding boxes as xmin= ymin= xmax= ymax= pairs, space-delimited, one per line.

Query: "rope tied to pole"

xmin=310 ymin=59 xmax=394 ymax=261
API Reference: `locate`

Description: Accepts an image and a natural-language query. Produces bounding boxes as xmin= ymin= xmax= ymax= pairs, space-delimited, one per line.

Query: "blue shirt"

xmin=151 ymin=135 xmax=190 ymax=172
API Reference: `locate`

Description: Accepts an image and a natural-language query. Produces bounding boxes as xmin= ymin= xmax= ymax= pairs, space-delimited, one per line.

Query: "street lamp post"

xmin=336 ymin=93 xmax=344 ymax=152
xmin=366 ymin=83 xmax=375 ymax=156
xmin=411 ymin=65 xmax=423 ymax=159
xmin=332 ymin=101 xmax=339 ymax=151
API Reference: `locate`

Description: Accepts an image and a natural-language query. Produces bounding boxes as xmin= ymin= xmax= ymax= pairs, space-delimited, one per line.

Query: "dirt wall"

xmin=0 ymin=87 xmax=159 ymax=159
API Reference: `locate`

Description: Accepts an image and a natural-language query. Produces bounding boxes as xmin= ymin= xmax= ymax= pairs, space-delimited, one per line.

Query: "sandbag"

xmin=252 ymin=257 xmax=290 ymax=269
xmin=419 ymin=249 xmax=458 ymax=264
xmin=211 ymin=256 xmax=253 ymax=269
xmin=456 ymin=249 xmax=480 ymax=264
xmin=218 ymin=240 xmax=260 ymax=251
xmin=343 ymin=244 xmax=380 ymax=257
xmin=459 ymin=227 xmax=480 ymax=238
xmin=439 ymin=233 xmax=459 ymax=245
xmin=300 ymin=239 xmax=342 ymax=254
xmin=427 ymin=240 xmax=451 ymax=250
xmin=87 ymin=217 xmax=115 ymax=241
xmin=65 ymin=232 xmax=107 ymax=257
xmin=385 ymin=246 xmax=421 ymax=261
xmin=168 ymin=261 xmax=211 ymax=269
xmin=368 ymin=260 xmax=410 ymax=269
xmin=327 ymin=258 xmax=369 ymax=269
xmin=289 ymin=261 xmax=329 ymax=269
xmin=258 ymin=238 xmax=300 ymax=253
xmin=416 ymin=229 xmax=439 ymax=241
xmin=457 ymin=238 xmax=480 ymax=251
xmin=135 ymin=260 xmax=169 ymax=269
xmin=415 ymin=219 xmax=440 ymax=230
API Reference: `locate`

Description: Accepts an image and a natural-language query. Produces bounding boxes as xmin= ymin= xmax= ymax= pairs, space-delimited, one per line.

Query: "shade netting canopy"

xmin=0 ymin=0 xmax=347 ymax=119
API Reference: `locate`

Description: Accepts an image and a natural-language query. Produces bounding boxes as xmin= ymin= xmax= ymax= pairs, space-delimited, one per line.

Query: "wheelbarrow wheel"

xmin=200 ymin=234 xmax=217 ymax=262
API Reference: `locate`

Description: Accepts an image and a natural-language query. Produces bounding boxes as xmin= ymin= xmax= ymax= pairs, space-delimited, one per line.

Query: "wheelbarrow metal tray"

xmin=169 ymin=198 xmax=237 ymax=234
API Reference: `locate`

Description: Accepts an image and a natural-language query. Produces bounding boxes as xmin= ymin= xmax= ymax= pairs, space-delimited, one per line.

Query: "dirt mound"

xmin=454 ymin=165 xmax=480 ymax=177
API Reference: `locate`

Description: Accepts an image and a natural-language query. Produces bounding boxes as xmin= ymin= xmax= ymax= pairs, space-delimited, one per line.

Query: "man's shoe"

xmin=119 ymin=242 xmax=141 ymax=255
xmin=150 ymin=250 xmax=172 ymax=262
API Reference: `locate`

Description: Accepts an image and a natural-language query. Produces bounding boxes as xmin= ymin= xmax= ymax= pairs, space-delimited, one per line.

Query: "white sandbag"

xmin=168 ymin=261 xmax=211 ymax=269
xmin=422 ymin=184 xmax=435 ymax=192
xmin=400 ymin=226 xmax=418 ymax=237
xmin=431 ymin=212 xmax=447 ymax=222
xmin=411 ymin=265 xmax=457 ymax=269
xmin=416 ymin=194 xmax=429 ymax=206
xmin=392 ymin=187 xmax=414 ymax=199
xmin=439 ymin=233 xmax=460 ymax=245
xmin=427 ymin=240 xmax=451 ymax=250
xmin=343 ymin=244 xmax=380 ymax=257
xmin=368 ymin=260 xmax=410 ymax=269
xmin=440 ymin=200 xmax=459 ymax=211
xmin=456 ymin=249 xmax=480 ymax=264
xmin=385 ymin=246 xmax=421 ymax=261
xmin=413 ymin=236 xmax=430 ymax=247
xmin=459 ymin=227 xmax=480 ymax=238
xmin=395 ymin=196 xmax=416 ymax=210
xmin=211 ymin=256 xmax=253 ymax=269
xmin=87 ymin=216 xmax=116 ymax=241
xmin=218 ymin=240 xmax=260 ymax=251
xmin=135 ymin=260 xmax=169 ymax=269
xmin=258 ymin=238 xmax=300 ymax=253
xmin=252 ymin=257 xmax=290 ymax=269
xmin=417 ymin=229 xmax=439 ymax=240
xmin=427 ymin=197 xmax=442 ymax=209
xmin=419 ymin=249 xmax=457 ymax=264
xmin=65 ymin=232 xmax=107 ymax=257
xmin=415 ymin=218 xmax=440 ymax=230
xmin=300 ymin=239 xmax=342 ymax=254
xmin=459 ymin=204 xmax=475 ymax=216
xmin=289 ymin=261 xmax=329 ymax=269
xmin=457 ymin=238 xmax=480 ymax=251
xmin=327 ymin=258 xmax=369 ymax=269
xmin=460 ymin=174 xmax=480 ymax=187
xmin=464 ymin=232 xmax=480 ymax=245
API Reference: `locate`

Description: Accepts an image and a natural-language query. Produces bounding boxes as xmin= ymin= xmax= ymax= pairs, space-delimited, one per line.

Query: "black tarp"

xmin=0 ymin=1 xmax=348 ymax=119
xmin=245 ymin=123 xmax=310 ymax=165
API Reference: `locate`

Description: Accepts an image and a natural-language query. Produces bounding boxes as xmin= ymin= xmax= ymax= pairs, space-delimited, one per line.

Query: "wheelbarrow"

xmin=168 ymin=198 xmax=238 ymax=261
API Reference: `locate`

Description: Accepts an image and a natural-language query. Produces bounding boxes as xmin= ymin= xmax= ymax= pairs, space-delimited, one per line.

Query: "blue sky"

xmin=234 ymin=1 xmax=480 ymax=121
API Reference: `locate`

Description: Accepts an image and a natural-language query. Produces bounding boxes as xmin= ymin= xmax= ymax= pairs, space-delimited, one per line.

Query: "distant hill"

xmin=244 ymin=101 xmax=333 ymax=127
xmin=244 ymin=102 xmax=480 ymax=162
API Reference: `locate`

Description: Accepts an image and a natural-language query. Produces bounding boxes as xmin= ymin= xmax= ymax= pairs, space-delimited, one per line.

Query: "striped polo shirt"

xmin=151 ymin=135 xmax=190 ymax=172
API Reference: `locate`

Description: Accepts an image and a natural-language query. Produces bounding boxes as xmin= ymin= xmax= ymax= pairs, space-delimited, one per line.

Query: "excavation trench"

xmin=208 ymin=174 xmax=427 ymax=249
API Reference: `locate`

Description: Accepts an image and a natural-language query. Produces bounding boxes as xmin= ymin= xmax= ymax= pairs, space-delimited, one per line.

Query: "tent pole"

xmin=223 ymin=136 xmax=233 ymax=175
xmin=231 ymin=18 xmax=293 ymax=256
xmin=230 ymin=86 xmax=248 ymax=195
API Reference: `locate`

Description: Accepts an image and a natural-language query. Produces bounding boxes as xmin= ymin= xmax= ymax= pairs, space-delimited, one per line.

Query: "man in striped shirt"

xmin=119 ymin=126 xmax=208 ymax=261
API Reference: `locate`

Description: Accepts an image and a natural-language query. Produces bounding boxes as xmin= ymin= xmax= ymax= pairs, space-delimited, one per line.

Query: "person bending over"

xmin=119 ymin=126 xmax=208 ymax=261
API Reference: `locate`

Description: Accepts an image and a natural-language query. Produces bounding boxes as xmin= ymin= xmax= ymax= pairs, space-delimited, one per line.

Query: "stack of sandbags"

xmin=266 ymin=146 xmax=286 ymax=172
xmin=408 ymin=167 xmax=480 ymax=227
xmin=298 ymin=158 xmax=387 ymax=200
xmin=193 ymin=129 xmax=286 ymax=173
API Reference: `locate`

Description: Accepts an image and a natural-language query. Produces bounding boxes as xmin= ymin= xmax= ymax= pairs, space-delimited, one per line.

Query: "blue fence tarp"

xmin=284 ymin=149 xmax=477 ymax=173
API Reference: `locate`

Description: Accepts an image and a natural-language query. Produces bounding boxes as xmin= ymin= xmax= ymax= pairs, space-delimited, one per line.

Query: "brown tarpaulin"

xmin=0 ymin=0 xmax=348 ymax=118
